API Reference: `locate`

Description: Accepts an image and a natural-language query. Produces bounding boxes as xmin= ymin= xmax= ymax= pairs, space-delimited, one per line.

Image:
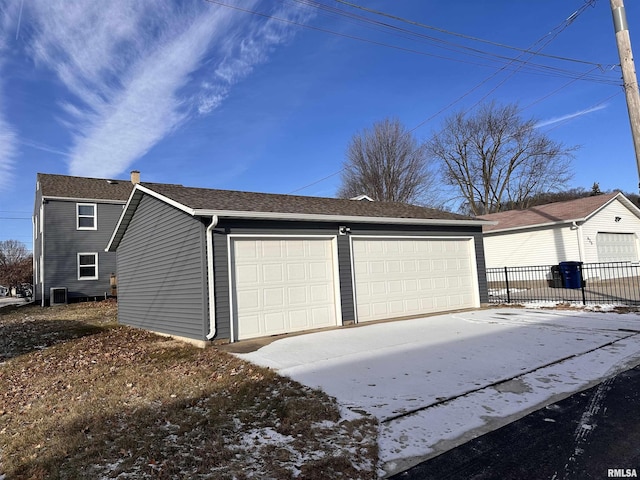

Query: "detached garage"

xmin=107 ymin=182 xmax=490 ymax=344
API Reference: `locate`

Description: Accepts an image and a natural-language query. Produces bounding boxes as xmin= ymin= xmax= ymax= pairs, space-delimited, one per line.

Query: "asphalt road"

xmin=391 ymin=365 xmax=640 ymax=480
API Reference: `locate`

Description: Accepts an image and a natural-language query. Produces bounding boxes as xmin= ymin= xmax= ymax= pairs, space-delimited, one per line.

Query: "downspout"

xmin=573 ymin=221 xmax=585 ymax=262
xmin=41 ymin=203 xmax=45 ymax=307
xmin=205 ymin=215 xmax=218 ymax=340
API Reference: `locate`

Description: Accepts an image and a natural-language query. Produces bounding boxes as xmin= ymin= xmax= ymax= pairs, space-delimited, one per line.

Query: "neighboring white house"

xmin=479 ymin=193 xmax=640 ymax=270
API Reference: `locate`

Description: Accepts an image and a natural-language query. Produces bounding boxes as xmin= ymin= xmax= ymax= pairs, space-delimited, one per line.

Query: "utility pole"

xmin=610 ymin=0 xmax=640 ymax=189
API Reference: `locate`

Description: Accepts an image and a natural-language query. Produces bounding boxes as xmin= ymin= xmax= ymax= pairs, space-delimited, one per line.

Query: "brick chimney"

xmin=130 ymin=170 xmax=140 ymax=184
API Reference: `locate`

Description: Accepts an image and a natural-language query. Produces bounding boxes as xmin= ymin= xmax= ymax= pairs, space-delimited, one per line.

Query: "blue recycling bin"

xmin=559 ymin=261 xmax=583 ymax=289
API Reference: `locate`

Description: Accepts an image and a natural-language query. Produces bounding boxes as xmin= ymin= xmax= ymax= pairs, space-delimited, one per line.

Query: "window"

xmin=78 ymin=253 xmax=98 ymax=280
xmin=77 ymin=203 xmax=97 ymax=230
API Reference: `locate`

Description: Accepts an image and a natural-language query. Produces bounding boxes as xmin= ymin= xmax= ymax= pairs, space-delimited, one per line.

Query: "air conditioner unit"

xmin=50 ymin=287 xmax=68 ymax=306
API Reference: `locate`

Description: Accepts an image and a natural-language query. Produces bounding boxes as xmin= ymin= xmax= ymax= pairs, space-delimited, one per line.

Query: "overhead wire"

xmin=202 ymin=0 xmax=620 ymax=194
xmin=330 ymin=0 xmax=606 ymax=67
xmin=285 ymin=0 xmax=617 ymax=85
xmin=204 ymin=0 xmax=618 ymax=86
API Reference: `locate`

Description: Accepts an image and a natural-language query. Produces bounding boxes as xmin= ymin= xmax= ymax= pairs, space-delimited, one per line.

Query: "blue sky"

xmin=1 ymin=0 xmax=639 ymax=252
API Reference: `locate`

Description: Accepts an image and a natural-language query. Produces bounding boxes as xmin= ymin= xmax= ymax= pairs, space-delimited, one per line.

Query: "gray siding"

xmin=211 ymin=229 xmax=230 ymax=340
xmin=41 ymin=200 xmax=123 ymax=303
xmin=117 ymin=195 xmax=208 ymax=341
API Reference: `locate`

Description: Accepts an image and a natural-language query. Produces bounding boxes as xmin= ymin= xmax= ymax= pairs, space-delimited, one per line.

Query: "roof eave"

xmin=107 ymin=185 xmax=493 ymax=252
xmin=42 ymin=195 xmax=128 ymax=204
xmin=192 ymin=209 xmax=495 ymax=226
xmin=484 ymin=218 xmax=586 ymax=234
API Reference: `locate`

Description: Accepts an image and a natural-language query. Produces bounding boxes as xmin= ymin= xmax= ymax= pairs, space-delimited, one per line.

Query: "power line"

xmin=331 ymin=0 xmax=605 ymax=68
xmin=287 ymin=169 xmax=344 ymax=194
xmin=286 ymin=0 xmax=602 ymax=194
xmin=287 ymin=0 xmax=617 ymax=85
xmin=203 ymin=0 xmax=618 ymax=86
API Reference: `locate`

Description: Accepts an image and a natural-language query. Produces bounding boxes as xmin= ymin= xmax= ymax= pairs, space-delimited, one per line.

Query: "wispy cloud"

xmin=21 ymin=0 xmax=312 ymax=178
xmin=0 ymin=1 xmax=20 ymax=191
xmin=535 ymin=104 xmax=608 ymax=129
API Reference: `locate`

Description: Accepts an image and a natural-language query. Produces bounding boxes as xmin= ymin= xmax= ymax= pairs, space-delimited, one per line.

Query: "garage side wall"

xmin=117 ymin=195 xmax=208 ymax=340
xmin=483 ymin=226 xmax=579 ymax=268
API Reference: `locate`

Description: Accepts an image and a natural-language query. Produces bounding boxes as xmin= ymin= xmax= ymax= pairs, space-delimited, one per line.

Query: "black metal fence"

xmin=487 ymin=262 xmax=640 ymax=305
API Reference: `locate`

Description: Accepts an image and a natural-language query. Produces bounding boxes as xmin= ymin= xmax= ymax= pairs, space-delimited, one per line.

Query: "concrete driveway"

xmin=0 ymin=297 xmax=30 ymax=308
xmin=237 ymin=308 xmax=640 ymax=476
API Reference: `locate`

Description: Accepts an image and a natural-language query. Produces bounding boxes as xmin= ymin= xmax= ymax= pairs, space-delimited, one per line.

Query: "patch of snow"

xmin=488 ymin=288 xmax=527 ymax=296
xmin=238 ymin=308 xmax=640 ymax=477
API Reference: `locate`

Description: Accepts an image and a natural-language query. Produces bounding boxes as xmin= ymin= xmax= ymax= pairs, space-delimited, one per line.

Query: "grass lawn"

xmin=0 ymin=301 xmax=378 ymax=479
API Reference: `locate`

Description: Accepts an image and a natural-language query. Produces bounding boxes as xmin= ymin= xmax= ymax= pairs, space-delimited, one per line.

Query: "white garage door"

xmin=231 ymin=237 xmax=339 ymax=340
xmin=352 ymin=237 xmax=478 ymax=323
xmin=597 ymin=232 xmax=638 ymax=263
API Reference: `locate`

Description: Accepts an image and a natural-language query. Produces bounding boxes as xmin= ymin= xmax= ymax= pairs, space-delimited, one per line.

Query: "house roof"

xmin=141 ymin=182 xmax=475 ymax=221
xmin=37 ymin=173 xmax=135 ymax=202
xmin=107 ymin=182 xmax=491 ymax=251
xmin=478 ymin=192 xmax=634 ymax=233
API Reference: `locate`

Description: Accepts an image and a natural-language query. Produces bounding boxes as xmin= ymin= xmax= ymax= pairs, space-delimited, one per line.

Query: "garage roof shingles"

xmin=38 ymin=173 xmax=134 ymax=201
xmin=478 ymin=192 xmax=620 ymax=233
xmin=142 ymin=182 xmax=475 ymax=221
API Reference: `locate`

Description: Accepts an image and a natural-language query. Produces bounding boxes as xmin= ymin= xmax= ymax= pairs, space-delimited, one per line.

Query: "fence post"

xmin=504 ymin=266 xmax=511 ymax=303
xmin=580 ymin=263 xmax=586 ymax=305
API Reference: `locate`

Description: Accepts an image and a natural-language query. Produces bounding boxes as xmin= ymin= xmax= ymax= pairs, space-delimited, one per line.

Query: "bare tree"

xmin=0 ymin=240 xmax=32 ymax=296
xmin=427 ymin=102 xmax=576 ymax=215
xmin=337 ymin=117 xmax=440 ymax=205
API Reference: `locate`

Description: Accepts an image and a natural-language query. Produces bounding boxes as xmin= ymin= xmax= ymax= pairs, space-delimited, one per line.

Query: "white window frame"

xmin=77 ymin=203 xmax=97 ymax=230
xmin=77 ymin=253 xmax=99 ymax=280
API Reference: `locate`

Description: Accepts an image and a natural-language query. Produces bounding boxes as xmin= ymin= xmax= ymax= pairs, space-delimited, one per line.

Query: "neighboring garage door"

xmin=352 ymin=237 xmax=478 ymax=323
xmin=231 ymin=237 xmax=339 ymax=340
xmin=597 ymin=232 xmax=638 ymax=263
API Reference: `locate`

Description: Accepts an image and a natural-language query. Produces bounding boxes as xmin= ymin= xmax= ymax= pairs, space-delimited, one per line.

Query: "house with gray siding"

xmin=107 ymin=182 xmax=491 ymax=344
xmin=33 ymin=172 xmax=138 ymax=305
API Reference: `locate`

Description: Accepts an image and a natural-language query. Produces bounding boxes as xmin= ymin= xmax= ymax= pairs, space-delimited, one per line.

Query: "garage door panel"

xmin=309 ymin=262 xmax=331 ymax=280
xmin=286 ymin=240 xmax=305 ymax=257
xmin=239 ymin=314 xmax=260 ymax=336
xmin=287 ymin=263 xmax=306 ymax=280
xmin=288 ymin=286 xmax=307 ymax=304
xmin=353 ymin=238 xmax=478 ymax=322
xmin=264 ymin=311 xmax=286 ymax=331
xmin=311 ymin=284 xmax=329 ymax=302
xmin=263 ymin=287 xmax=284 ymax=308
xmin=233 ymin=238 xmax=338 ymax=340
xmin=237 ymin=289 xmax=259 ymax=308
xmin=371 ymin=281 xmax=386 ymax=295
xmin=289 ymin=310 xmax=308 ymax=328
xmin=262 ymin=241 xmax=283 ymax=258
xmin=404 ymin=279 xmax=418 ymax=292
xmin=311 ymin=306 xmax=333 ymax=326
xmin=236 ymin=264 xmax=259 ymax=284
xmin=263 ymin=264 xmax=283 ymax=282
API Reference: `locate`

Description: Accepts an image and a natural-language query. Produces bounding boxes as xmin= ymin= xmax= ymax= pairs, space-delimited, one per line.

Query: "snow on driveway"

xmin=237 ymin=308 xmax=640 ymax=477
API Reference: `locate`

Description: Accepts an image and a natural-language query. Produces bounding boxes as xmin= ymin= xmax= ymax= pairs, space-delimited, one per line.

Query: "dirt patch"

xmin=0 ymin=302 xmax=378 ymax=479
